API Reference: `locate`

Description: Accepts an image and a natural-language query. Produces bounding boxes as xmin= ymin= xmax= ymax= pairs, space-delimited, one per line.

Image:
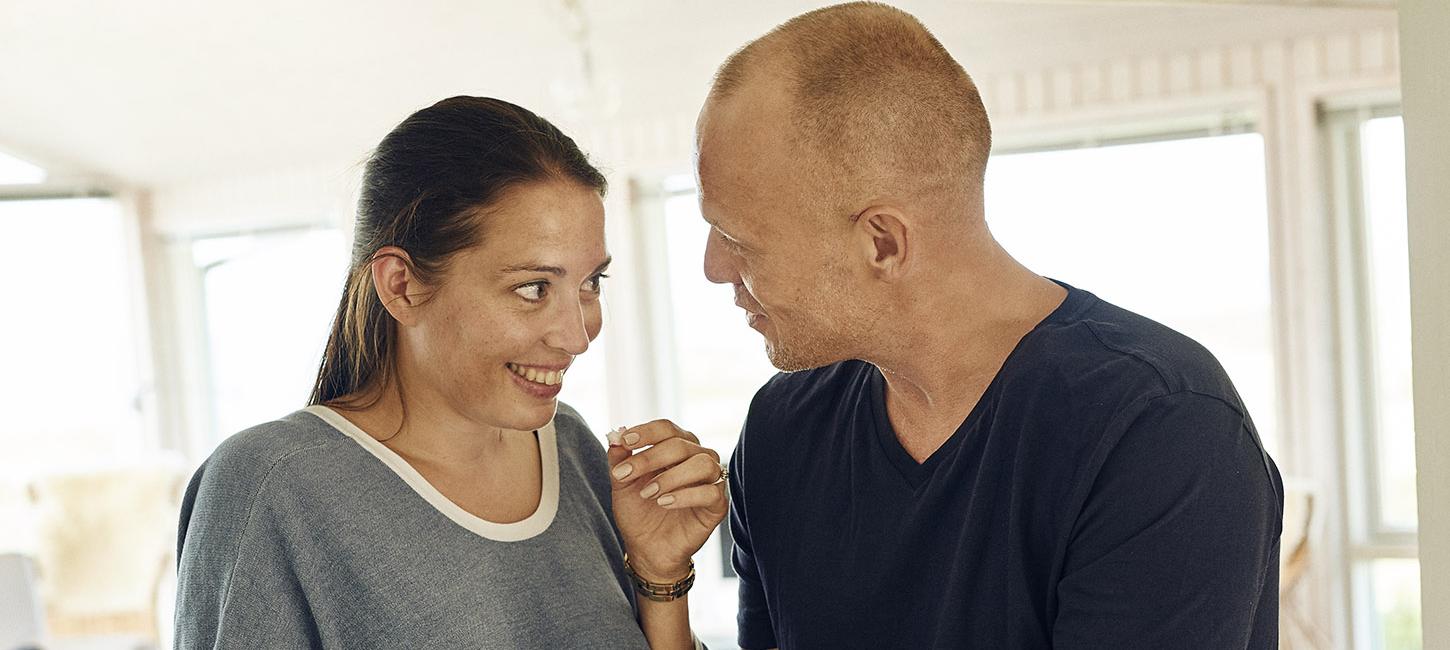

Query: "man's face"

xmin=695 ymin=90 xmax=862 ymax=372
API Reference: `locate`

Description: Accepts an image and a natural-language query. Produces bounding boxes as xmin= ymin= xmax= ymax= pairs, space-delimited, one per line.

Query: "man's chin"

xmin=764 ymin=339 xmax=840 ymax=373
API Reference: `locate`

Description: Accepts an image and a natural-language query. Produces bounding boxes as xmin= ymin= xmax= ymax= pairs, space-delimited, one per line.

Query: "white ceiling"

xmin=0 ymin=0 xmax=1395 ymax=186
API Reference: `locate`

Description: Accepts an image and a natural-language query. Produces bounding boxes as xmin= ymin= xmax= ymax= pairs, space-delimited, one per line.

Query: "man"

xmin=695 ymin=3 xmax=1283 ymax=648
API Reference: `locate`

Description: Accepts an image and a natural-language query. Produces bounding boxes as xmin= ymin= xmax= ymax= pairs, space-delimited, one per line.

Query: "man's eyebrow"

xmin=501 ymin=256 xmax=613 ymax=276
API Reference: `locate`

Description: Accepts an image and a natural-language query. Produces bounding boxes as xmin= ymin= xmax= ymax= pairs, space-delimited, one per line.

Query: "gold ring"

xmin=713 ymin=463 xmax=729 ymax=485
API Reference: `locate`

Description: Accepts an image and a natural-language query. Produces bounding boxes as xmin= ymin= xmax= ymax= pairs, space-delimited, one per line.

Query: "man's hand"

xmin=607 ymin=419 xmax=729 ymax=582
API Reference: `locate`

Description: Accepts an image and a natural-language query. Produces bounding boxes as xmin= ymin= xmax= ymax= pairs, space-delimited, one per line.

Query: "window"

xmin=0 ymin=198 xmax=148 ymax=476
xmin=189 ymin=227 xmax=349 ymax=447
xmin=0 ymin=197 xmax=151 ymax=570
xmin=1328 ymin=109 xmax=1420 ymax=650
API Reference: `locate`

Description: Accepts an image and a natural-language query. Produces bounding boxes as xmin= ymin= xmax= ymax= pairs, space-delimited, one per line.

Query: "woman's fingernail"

xmin=624 ymin=432 xmax=641 ymax=446
xmin=640 ymin=483 xmax=660 ymax=499
xmin=612 ymin=463 xmax=633 ymax=480
xmin=657 ymin=494 xmax=676 ymax=507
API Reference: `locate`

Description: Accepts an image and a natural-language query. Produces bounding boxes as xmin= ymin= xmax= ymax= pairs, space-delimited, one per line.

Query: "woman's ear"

xmin=854 ymin=206 xmax=911 ymax=280
xmin=371 ymin=246 xmax=428 ymax=326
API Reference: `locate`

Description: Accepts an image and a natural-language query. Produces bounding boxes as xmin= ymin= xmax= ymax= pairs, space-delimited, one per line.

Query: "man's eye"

xmin=715 ymin=228 xmax=745 ymax=253
xmin=514 ymin=282 xmax=548 ymax=302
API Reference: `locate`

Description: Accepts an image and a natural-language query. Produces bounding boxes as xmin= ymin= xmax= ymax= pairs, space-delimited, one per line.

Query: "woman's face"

xmin=403 ymin=179 xmax=609 ymax=432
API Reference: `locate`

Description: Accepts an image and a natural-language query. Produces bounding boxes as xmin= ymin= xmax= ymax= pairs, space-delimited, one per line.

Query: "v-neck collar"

xmin=865 ymin=280 xmax=1091 ymax=489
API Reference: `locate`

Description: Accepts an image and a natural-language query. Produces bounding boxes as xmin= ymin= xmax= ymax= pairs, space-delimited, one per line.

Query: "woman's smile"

xmin=506 ymin=361 xmax=567 ymax=398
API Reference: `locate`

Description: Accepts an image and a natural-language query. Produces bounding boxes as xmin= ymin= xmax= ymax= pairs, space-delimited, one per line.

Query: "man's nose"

xmin=703 ymin=231 xmax=737 ymax=285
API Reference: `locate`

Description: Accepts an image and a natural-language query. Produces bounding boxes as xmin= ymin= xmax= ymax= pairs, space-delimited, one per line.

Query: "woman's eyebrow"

xmin=500 ymin=262 xmax=566 ymax=276
xmin=500 ymin=256 xmax=613 ymax=276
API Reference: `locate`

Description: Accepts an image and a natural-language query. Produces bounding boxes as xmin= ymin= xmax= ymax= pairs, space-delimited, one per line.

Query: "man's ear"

xmin=370 ymin=246 xmax=429 ymax=326
xmin=854 ymin=206 xmax=910 ymax=280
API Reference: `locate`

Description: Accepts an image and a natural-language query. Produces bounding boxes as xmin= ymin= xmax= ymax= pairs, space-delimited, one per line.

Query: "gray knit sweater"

xmin=174 ymin=402 xmax=649 ymax=649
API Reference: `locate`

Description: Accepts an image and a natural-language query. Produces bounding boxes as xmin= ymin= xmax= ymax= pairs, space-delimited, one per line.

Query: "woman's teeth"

xmin=507 ymin=363 xmax=564 ymax=386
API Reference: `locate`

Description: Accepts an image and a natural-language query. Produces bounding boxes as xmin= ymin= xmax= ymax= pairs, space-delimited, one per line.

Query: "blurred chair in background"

xmin=27 ymin=458 xmax=186 ymax=650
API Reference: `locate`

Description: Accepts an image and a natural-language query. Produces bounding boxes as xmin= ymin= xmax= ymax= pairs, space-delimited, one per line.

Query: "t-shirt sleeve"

xmin=1051 ymin=391 xmax=1283 ymax=649
xmin=174 ymin=458 xmax=323 ymax=649
xmin=728 ymin=429 xmax=778 ymax=650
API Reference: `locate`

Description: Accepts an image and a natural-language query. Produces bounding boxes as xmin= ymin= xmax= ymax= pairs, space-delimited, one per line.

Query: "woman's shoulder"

xmin=186 ymin=409 xmax=351 ymax=508
xmin=204 ymin=409 xmax=345 ymax=476
xmin=178 ymin=410 xmax=352 ymax=557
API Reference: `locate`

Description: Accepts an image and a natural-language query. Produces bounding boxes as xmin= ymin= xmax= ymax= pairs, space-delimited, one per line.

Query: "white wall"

xmin=1398 ymin=1 xmax=1450 ymax=647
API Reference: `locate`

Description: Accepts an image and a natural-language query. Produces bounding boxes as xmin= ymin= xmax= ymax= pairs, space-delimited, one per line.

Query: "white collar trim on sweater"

xmin=304 ymin=404 xmax=559 ymax=542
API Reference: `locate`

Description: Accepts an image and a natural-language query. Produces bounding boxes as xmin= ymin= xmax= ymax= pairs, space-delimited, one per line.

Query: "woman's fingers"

xmin=611 ymin=436 xmax=720 ymax=485
xmin=605 ymin=442 xmax=632 ymax=467
xmin=636 ymin=452 xmax=722 ymax=500
xmin=618 ymin=419 xmax=700 ymax=448
xmin=655 ymin=483 xmax=727 ymax=512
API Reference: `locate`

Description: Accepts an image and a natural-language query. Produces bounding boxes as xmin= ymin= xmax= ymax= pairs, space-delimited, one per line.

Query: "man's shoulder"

xmin=1018 ymin=288 xmax=1244 ymax=410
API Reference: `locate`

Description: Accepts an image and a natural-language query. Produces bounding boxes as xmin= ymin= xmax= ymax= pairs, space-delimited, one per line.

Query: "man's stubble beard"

xmin=761 ymin=282 xmax=888 ymax=373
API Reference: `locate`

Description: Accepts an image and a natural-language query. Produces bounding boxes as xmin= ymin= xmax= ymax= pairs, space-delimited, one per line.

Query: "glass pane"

xmin=196 ymin=229 xmax=348 ymax=445
xmin=985 ymin=133 xmax=1280 ymax=456
xmin=1360 ymin=116 xmax=1417 ymax=531
xmin=0 ymin=199 xmax=146 ymax=475
xmin=1368 ymin=558 xmax=1422 ymax=650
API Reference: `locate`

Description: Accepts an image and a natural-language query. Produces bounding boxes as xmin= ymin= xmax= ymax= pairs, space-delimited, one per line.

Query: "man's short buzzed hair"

xmin=711 ymin=2 xmax=992 ymax=212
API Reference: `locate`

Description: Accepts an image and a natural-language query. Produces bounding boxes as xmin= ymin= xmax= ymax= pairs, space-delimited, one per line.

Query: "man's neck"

xmin=866 ymin=261 xmax=1067 ymax=463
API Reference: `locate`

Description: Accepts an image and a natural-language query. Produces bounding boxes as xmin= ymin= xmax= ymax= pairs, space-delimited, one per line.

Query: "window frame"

xmin=1323 ymin=103 xmax=1420 ymax=650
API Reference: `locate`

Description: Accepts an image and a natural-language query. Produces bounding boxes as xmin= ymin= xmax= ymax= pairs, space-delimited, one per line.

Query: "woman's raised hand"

xmin=606 ymin=419 xmax=729 ymax=582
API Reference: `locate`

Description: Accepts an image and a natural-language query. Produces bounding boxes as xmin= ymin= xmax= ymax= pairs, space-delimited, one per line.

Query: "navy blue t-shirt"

xmin=728 ymin=283 xmax=1282 ymax=649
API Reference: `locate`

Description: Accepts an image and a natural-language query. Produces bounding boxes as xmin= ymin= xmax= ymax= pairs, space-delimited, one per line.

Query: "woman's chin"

xmin=504 ymin=402 xmax=558 ymax=432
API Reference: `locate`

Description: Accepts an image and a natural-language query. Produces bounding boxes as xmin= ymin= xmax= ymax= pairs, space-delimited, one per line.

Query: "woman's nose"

xmin=546 ymin=299 xmax=592 ymax=356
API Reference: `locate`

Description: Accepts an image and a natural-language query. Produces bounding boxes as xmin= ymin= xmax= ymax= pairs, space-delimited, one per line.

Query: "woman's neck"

xmin=330 ymin=374 xmax=527 ymax=469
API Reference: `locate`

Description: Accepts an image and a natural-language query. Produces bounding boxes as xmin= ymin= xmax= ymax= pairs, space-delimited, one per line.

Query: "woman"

xmin=175 ymin=96 xmax=727 ymax=649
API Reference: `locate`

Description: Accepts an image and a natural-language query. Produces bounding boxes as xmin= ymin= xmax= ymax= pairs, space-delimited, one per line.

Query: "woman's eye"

xmin=514 ymin=282 xmax=548 ymax=302
xmin=583 ymin=273 xmax=609 ymax=294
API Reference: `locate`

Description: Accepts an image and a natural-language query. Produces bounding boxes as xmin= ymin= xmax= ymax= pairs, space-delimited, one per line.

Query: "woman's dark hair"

xmin=309 ymin=96 xmax=607 ymax=408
